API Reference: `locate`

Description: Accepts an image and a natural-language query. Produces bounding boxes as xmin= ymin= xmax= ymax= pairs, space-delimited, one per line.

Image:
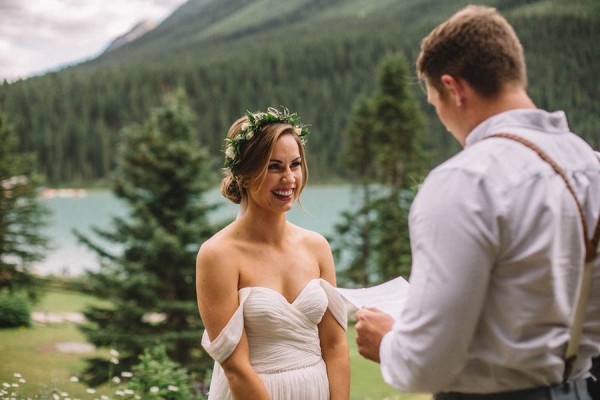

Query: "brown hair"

xmin=416 ymin=5 xmax=526 ymax=98
xmin=220 ymin=115 xmax=308 ymax=204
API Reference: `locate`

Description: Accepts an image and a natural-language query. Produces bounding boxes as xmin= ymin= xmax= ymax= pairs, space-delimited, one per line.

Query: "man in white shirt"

xmin=355 ymin=5 xmax=600 ymax=399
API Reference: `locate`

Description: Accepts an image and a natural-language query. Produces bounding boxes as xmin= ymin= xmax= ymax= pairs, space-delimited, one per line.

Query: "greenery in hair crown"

xmin=224 ymin=107 xmax=310 ymax=174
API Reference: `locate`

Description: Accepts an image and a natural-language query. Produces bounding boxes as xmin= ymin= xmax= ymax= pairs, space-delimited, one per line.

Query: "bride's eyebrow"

xmin=269 ymin=157 xmax=301 ymax=164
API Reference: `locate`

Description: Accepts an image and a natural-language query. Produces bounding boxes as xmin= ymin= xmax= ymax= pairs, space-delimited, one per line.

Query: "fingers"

xmin=354 ymin=307 xmax=394 ymax=364
xmin=354 ymin=327 xmax=381 ymax=363
xmin=354 ymin=312 xmax=381 ymax=363
xmin=355 ymin=306 xmax=380 ymax=321
xmin=362 ymin=306 xmax=381 ymax=312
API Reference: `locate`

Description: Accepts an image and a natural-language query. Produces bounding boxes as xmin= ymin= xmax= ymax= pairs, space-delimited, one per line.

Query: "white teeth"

xmin=273 ymin=189 xmax=293 ymax=197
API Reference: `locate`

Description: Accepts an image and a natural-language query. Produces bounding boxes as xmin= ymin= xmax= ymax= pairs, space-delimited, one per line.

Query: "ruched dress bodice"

xmin=201 ymin=278 xmax=347 ymax=399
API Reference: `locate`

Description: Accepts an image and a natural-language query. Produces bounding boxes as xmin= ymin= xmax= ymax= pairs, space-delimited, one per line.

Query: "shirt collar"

xmin=465 ymin=109 xmax=570 ymax=148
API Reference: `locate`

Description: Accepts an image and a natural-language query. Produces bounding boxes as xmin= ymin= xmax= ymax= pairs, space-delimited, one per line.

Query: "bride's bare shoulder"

xmin=197 ymin=223 xmax=243 ymax=270
xmin=289 ymin=223 xmax=330 ymax=249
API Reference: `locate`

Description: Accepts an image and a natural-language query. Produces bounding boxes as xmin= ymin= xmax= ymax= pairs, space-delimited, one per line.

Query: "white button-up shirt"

xmin=379 ymin=109 xmax=600 ymax=394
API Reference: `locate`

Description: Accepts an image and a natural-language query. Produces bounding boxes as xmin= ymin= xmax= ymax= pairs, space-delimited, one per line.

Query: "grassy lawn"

xmin=347 ymin=325 xmax=429 ymax=400
xmin=0 ymin=323 xmax=113 ymax=399
xmin=32 ymin=287 xmax=112 ymax=313
xmin=0 ymin=288 xmax=115 ymax=398
xmin=1 ymin=287 xmax=431 ymax=400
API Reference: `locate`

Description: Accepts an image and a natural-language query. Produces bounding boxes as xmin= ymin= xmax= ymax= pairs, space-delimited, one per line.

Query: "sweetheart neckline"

xmin=238 ymin=278 xmax=321 ymax=305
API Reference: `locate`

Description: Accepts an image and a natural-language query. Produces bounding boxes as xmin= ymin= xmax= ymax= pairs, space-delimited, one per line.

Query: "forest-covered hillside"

xmin=1 ymin=0 xmax=599 ymax=185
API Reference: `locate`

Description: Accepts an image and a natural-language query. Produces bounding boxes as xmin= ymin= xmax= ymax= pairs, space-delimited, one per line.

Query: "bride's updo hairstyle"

xmin=220 ymin=108 xmax=310 ymax=205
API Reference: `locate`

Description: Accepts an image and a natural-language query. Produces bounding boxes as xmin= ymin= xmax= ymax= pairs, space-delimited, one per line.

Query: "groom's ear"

xmin=440 ymin=74 xmax=470 ymax=106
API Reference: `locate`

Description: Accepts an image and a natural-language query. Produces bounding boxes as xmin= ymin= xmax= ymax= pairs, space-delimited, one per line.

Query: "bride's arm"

xmin=315 ymin=235 xmax=351 ymax=400
xmin=196 ymin=239 xmax=270 ymax=400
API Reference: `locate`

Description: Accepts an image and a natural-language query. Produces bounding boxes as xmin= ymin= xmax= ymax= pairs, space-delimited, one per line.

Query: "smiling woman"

xmin=196 ymin=107 xmax=351 ymax=400
xmin=0 ymin=0 xmax=186 ymax=81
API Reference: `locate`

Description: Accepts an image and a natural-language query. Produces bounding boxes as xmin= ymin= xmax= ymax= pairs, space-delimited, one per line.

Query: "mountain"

xmin=1 ymin=0 xmax=599 ymax=185
xmin=103 ymin=20 xmax=157 ymax=54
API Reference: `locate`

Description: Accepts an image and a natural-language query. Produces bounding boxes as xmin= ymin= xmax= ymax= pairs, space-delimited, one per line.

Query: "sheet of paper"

xmin=336 ymin=276 xmax=409 ymax=319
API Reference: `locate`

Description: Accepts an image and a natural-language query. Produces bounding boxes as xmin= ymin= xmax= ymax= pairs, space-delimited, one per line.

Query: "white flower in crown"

xmin=225 ymin=145 xmax=236 ymax=160
xmin=223 ymin=107 xmax=309 ymax=175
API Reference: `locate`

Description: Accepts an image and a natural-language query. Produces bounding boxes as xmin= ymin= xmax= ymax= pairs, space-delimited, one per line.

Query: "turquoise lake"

xmin=35 ymin=185 xmax=361 ymax=276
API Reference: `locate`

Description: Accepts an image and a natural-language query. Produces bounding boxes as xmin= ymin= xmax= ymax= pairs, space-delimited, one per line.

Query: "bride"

xmin=196 ymin=107 xmax=350 ymax=399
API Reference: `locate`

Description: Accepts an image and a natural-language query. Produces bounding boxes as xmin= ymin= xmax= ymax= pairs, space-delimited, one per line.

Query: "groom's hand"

xmin=355 ymin=307 xmax=394 ymax=363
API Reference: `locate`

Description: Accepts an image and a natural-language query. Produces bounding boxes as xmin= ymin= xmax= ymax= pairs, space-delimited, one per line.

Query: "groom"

xmin=355 ymin=5 xmax=600 ymax=400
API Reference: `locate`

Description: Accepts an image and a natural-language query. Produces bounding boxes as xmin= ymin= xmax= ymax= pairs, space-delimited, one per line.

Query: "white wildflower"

xmin=121 ymin=371 xmax=133 ymax=378
xmin=167 ymin=385 xmax=179 ymax=392
xmin=70 ymin=376 xmax=79 ymax=382
xmin=124 ymin=389 xmax=134 ymax=395
xmin=110 ymin=357 xmax=119 ymax=365
xmin=112 ymin=377 xmax=121 ymax=384
xmin=18 ymin=378 xmax=25 ymax=383
xmin=53 ymin=394 xmax=60 ymax=400
xmin=86 ymin=388 xmax=96 ymax=394
xmin=150 ymin=386 xmax=159 ymax=393
xmin=109 ymin=349 xmax=119 ymax=357
xmin=115 ymin=390 xmax=124 ymax=396
xmin=12 ymin=374 xmax=21 ymax=379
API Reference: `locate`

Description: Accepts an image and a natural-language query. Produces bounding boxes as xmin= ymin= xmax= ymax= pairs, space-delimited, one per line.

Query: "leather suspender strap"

xmin=486 ymin=133 xmax=600 ymax=382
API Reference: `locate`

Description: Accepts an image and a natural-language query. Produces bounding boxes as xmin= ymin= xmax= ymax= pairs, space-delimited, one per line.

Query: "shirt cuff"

xmin=379 ymin=329 xmax=402 ymax=390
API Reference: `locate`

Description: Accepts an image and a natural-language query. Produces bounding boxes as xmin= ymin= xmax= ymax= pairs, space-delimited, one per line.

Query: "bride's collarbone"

xmin=238 ymin=253 xmax=319 ymax=292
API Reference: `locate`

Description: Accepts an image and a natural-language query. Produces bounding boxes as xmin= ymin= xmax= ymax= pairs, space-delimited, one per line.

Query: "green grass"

xmin=0 ymin=323 xmax=113 ymax=398
xmin=0 ymin=287 xmax=431 ymax=400
xmin=0 ymin=290 xmax=113 ymax=399
xmin=32 ymin=287 xmax=111 ymax=313
xmin=347 ymin=325 xmax=430 ymax=400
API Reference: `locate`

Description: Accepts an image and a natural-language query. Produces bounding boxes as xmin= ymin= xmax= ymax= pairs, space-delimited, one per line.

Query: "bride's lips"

xmin=272 ymin=187 xmax=295 ymax=200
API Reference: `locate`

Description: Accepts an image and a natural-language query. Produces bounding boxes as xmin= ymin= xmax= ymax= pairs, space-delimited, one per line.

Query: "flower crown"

xmin=224 ymin=107 xmax=310 ymax=175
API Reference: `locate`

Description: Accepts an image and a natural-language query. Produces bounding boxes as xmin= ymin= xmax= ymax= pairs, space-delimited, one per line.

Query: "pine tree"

xmin=0 ymin=113 xmax=50 ymax=301
xmin=332 ymin=53 xmax=428 ymax=285
xmin=371 ymin=53 xmax=428 ymax=191
xmin=332 ymin=98 xmax=377 ymax=286
xmin=75 ymin=90 xmax=220 ymax=384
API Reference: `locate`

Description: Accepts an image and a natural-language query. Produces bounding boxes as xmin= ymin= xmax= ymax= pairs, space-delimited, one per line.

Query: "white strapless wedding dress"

xmin=201 ymin=278 xmax=347 ymax=399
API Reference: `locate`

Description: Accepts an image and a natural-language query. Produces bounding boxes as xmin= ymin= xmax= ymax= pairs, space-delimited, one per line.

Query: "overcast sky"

xmin=0 ymin=0 xmax=187 ymax=82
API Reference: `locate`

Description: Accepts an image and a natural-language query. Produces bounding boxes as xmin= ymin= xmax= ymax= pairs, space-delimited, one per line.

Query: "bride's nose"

xmin=281 ymin=168 xmax=293 ymax=182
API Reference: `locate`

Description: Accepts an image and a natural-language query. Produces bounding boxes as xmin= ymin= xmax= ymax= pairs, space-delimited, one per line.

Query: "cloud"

xmin=0 ymin=0 xmax=187 ymax=82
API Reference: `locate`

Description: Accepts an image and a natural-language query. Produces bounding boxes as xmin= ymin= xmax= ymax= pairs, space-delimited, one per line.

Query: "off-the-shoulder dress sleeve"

xmin=201 ymin=290 xmax=251 ymax=364
xmin=319 ymin=278 xmax=348 ymax=330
